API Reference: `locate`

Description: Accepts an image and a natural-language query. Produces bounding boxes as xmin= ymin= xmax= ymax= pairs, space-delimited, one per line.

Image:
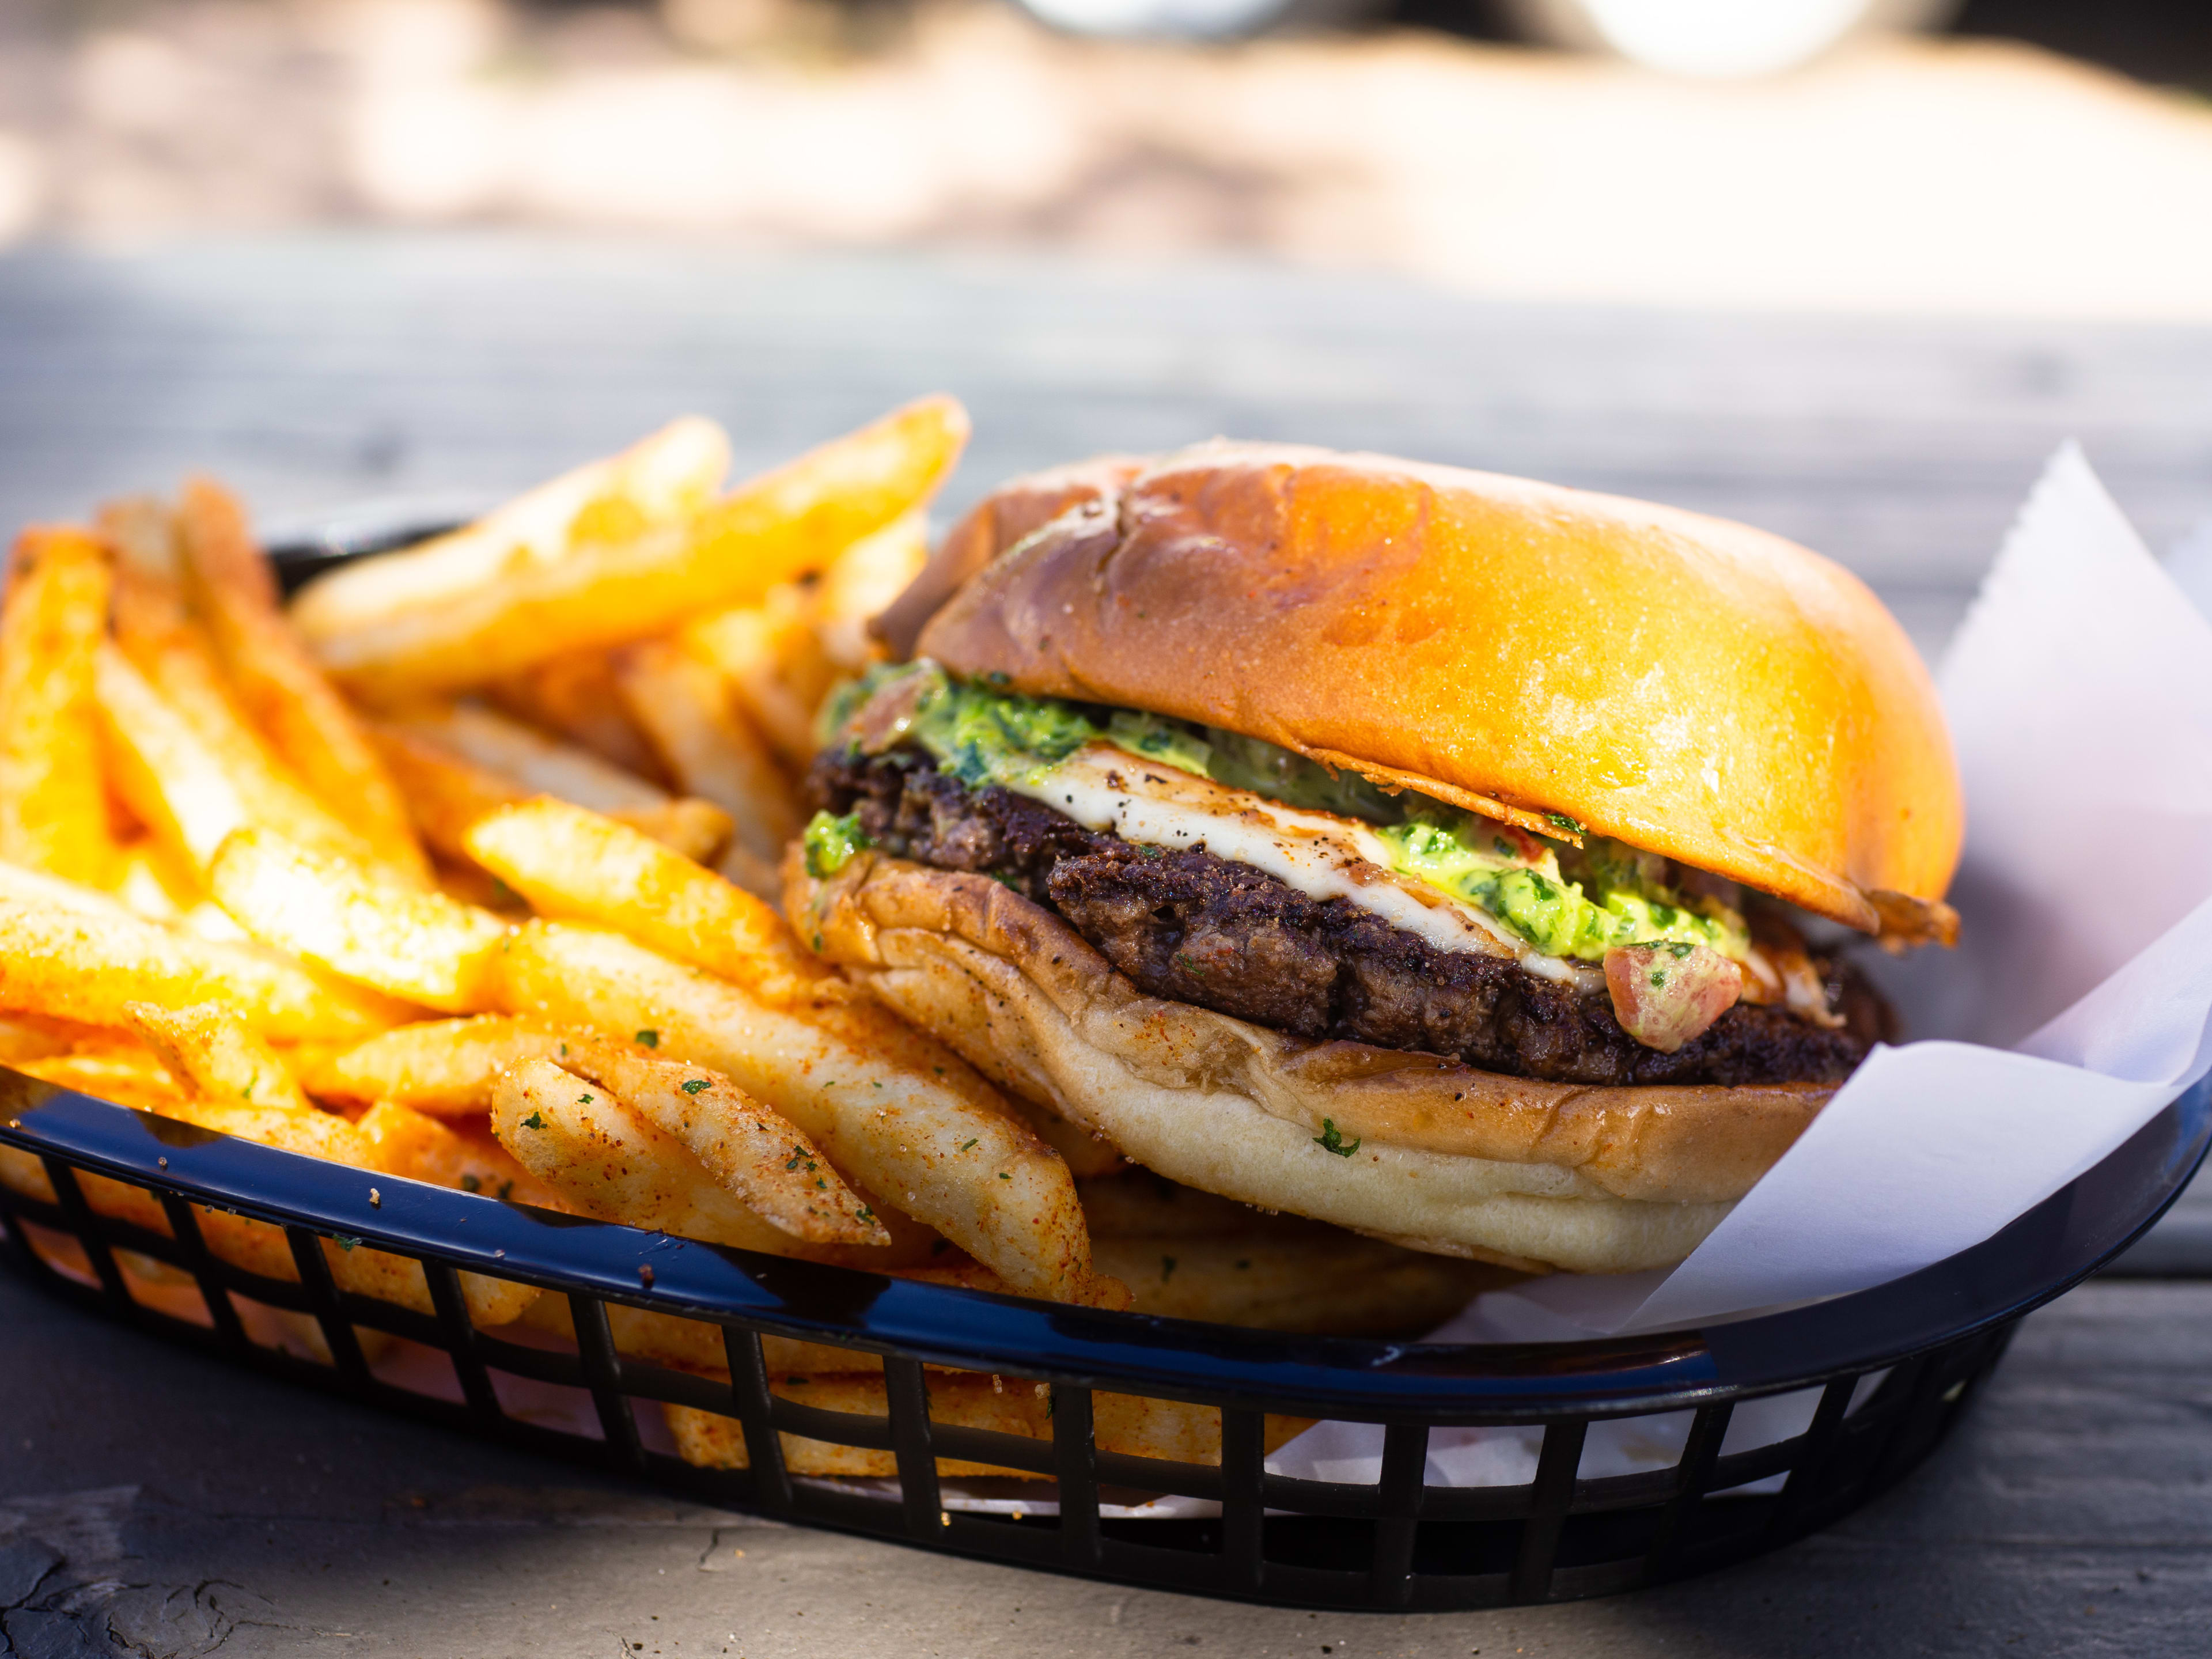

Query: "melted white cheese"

xmin=1007 ymin=743 xmax=1602 ymax=988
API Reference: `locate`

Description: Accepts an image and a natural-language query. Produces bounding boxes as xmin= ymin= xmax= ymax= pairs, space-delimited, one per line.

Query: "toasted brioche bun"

xmin=790 ymin=853 xmax=1834 ymax=1275
xmin=911 ymin=442 xmax=1961 ymax=938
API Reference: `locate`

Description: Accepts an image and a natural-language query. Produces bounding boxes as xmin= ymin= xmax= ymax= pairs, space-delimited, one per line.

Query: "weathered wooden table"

xmin=3 ymin=237 xmax=2210 ymax=1657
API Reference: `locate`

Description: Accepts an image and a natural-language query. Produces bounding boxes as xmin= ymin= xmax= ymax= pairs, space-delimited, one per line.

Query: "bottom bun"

xmin=790 ymin=854 xmax=1831 ymax=1274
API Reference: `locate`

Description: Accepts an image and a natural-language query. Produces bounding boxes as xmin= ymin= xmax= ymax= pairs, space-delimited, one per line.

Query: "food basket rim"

xmin=6 ymin=1066 xmax=2203 ymax=1424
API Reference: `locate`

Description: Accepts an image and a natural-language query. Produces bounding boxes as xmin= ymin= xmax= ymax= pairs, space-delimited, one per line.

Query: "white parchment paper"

xmin=1261 ymin=444 xmax=2212 ymax=1487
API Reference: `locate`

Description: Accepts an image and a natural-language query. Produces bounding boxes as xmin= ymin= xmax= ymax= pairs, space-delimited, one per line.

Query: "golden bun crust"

xmin=913 ymin=442 xmax=1963 ymax=933
xmin=790 ymin=852 xmax=1834 ymax=1275
xmin=870 ymin=455 xmax=1145 ymax=661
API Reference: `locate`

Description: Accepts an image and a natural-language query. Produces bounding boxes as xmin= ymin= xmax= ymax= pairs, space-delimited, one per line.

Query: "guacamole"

xmin=825 ymin=661 xmax=1745 ymax=962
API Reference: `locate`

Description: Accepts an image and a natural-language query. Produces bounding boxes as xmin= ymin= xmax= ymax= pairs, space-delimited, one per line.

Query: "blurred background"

xmin=3 ymin=0 xmax=2210 ymax=317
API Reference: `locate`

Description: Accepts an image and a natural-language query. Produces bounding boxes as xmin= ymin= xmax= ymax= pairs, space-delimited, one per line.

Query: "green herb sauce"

xmin=826 ymin=661 xmax=1744 ymax=963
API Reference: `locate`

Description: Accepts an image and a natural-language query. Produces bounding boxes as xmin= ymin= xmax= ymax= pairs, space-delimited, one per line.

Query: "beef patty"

xmin=810 ymin=748 xmax=1885 ymax=1088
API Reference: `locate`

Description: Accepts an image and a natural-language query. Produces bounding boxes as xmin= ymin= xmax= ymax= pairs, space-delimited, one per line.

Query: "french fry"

xmin=353 ymin=1099 xmax=559 ymax=1209
xmin=289 ymin=418 xmax=733 ymax=658
xmin=304 ymin=1014 xmax=566 ymax=1114
xmin=611 ymin=639 xmax=798 ymax=886
xmin=123 ymin=1000 xmax=314 ymax=1112
xmin=207 ymin=828 xmax=506 ymax=1012
xmin=460 ymin=799 xmax=820 ymax=1005
xmin=109 ymin=570 xmax=384 ymax=873
xmin=812 ymin=509 xmax=929 ymax=673
xmin=548 ymin=1031 xmax=887 ymax=1245
xmin=362 ymin=719 xmax=529 ymax=862
xmin=491 ymin=920 xmax=1103 ymax=1303
xmin=493 ymin=1056 xmax=819 ymax=1253
xmin=94 ymin=495 xmax=179 ymax=581
xmin=12 ymin=1048 xmax=188 ymax=1113
xmin=94 ymin=641 xmax=253 ymax=873
xmin=318 ymin=1014 xmax=880 ymax=1245
xmin=0 ymin=528 xmax=122 ymax=887
xmin=387 ymin=703 xmax=732 ymax=865
xmin=298 ymin=397 xmax=968 ymax=698
xmin=176 ymin=478 xmax=431 ymax=888
xmin=678 ymin=586 xmax=836 ymax=771
xmin=485 ymin=649 xmax=669 ymax=785
xmin=0 ymin=866 xmax=404 ymax=1040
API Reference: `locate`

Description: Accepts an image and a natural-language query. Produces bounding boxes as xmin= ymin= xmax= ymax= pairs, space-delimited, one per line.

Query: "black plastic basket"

xmin=1 ymin=524 xmax=2203 ymax=1612
xmin=5 ymin=1077 xmax=2205 ymax=1611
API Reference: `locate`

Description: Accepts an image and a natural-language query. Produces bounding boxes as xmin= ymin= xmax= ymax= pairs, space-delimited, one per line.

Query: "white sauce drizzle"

xmin=1008 ymin=743 xmax=1601 ymax=988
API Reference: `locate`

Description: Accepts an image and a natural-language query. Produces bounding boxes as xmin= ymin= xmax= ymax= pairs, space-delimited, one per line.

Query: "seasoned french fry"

xmin=289 ymin=418 xmax=732 ymax=658
xmin=94 ymin=495 xmax=179 ymax=581
xmin=317 ymin=1013 xmax=880 ymax=1245
xmin=678 ymin=586 xmax=836 ymax=771
xmin=123 ymin=1000 xmax=314 ymax=1112
xmin=812 ymin=509 xmax=929 ymax=673
xmin=362 ymin=719 xmax=529 ymax=861
xmin=460 ymin=799 xmax=820 ymax=1005
xmin=550 ymin=1031 xmax=886 ymax=1245
xmin=176 ymin=478 xmax=431 ymax=888
xmin=485 ymin=649 xmax=668 ymax=784
xmin=208 ymin=828 xmax=506 ymax=1012
xmin=110 ymin=570 xmax=384 ymax=873
xmin=94 ymin=641 xmax=252 ymax=872
xmin=611 ymin=639 xmax=798 ymax=884
xmin=388 ymin=703 xmax=732 ymax=865
xmin=0 ymin=527 xmax=122 ymax=886
xmin=12 ymin=1048 xmax=188 ymax=1113
xmin=304 ymin=1014 xmax=565 ymax=1114
xmin=298 ymin=397 xmax=967 ymax=698
xmin=492 ymin=920 xmax=1103 ymax=1302
xmin=0 ymin=866 xmax=404 ymax=1040
xmin=353 ymin=1099 xmax=559 ymax=1209
xmin=493 ymin=1056 xmax=815 ymax=1253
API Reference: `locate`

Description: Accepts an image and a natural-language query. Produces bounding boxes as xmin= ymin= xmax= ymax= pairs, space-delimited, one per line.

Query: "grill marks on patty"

xmin=810 ymin=749 xmax=1883 ymax=1088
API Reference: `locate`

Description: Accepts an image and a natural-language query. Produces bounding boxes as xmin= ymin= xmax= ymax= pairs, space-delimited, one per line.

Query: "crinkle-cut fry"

xmin=302 ymin=397 xmax=967 ymax=699
xmin=289 ymin=418 xmax=732 ymax=653
xmin=122 ymin=999 xmax=314 ymax=1112
xmin=176 ymin=478 xmax=432 ymax=888
xmin=492 ymin=920 xmax=1102 ymax=1303
xmin=485 ymin=649 xmax=669 ymax=785
xmin=209 ymin=828 xmax=507 ymax=1013
xmin=353 ymin=1100 xmax=560 ymax=1209
xmin=812 ymin=509 xmax=929 ymax=673
xmin=678 ymin=587 xmax=835 ymax=771
xmin=666 ymin=1370 xmax=1311 ymax=1479
xmin=0 ymin=866 xmax=406 ymax=1040
xmin=0 ymin=527 xmax=122 ymax=887
xmin=548 ymin=1030 xmax=887 ymax=1246
xmin=461 ymin=799 xmax=821 ymax=1005
xmin=611 ymin=638 xmax=798 ymax=873
xmin=109 ymin=570 xmax=386 ymax=874
xmin=387 ymin=703 xmax=732 ymax=865
xmin=304 ymin=1014 xmax=567 ymax=1113
xmin=94 ymin=495 xmax=179 ymax=581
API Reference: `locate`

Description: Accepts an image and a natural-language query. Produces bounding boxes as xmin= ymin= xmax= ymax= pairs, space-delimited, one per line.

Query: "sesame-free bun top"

xmin=912 ymin=442 xmax=1963 ymax=935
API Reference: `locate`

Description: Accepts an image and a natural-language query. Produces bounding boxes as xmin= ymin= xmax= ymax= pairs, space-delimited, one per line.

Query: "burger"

xmin=785 ymin=444 xmax=1962 ymax=1277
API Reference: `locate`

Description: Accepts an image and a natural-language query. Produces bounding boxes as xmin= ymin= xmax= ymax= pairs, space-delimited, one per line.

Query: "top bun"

xmin=912 ymin=442 xmax=1962 ymax=935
